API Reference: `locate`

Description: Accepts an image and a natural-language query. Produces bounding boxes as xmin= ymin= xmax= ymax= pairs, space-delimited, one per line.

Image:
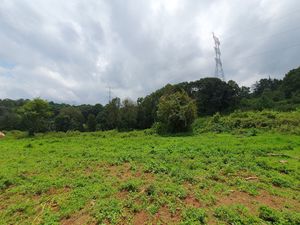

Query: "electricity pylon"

xmin=212 ymin=32 xmax=225 ymax=81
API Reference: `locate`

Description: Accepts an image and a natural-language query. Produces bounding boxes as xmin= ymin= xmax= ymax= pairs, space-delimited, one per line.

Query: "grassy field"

xmin=0 ymin=130 xmax=299 ymax=224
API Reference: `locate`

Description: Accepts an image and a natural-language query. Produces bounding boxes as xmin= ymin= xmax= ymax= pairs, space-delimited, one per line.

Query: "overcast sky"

xmin=0 ymin=0 xmax=299 ymax=104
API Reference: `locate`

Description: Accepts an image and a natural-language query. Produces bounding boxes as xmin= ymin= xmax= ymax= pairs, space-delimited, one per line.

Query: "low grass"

xmin=0 ymin=130 xmax=299 ymax=224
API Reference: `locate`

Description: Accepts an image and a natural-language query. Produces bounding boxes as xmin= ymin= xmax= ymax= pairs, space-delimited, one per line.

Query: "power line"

xmin=222 ymin=8 xmax=300 ymax=42
xmin=223 ymin=25 xmax=300 ymax=50
xmin=220 ymin=24 xmax=300 ymax=61
xmin=232 ymin=42 xmax=300 ymax=60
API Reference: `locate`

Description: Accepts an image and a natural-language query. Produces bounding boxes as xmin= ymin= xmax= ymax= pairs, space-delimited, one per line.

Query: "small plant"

xmin=144 ymin=161 xmax=169 ymax=174
xmin=24 ymin=143 xmax=33 ymax=148
xmin=197 ymin=193 xmax=216 ymax=206
xmin=271 ymin=177 xmax=291 ymax=188
xmin=259 ymin=206 xmax=282 ymax=223
xmin=93 ymin=199 xmax=122 ymax=224
xmin=147 ymin=203 xmax=160 ymax=215
xmin=214 ymin=205 xmax=261 ymax=224
xmin=120 ymin=179 xmax=141 ymax=192
xmin=0 ymin=178 xmax=13 ymax=191
xmin=246 ymin=128 xmax=257 ymax=137
xmin=145 ymin=184 xmax=156 ymax=196
xmin=160 ymin=183 xmax=187 ymax=199
xmin=181 ymin=207 xmax=207 ymax=224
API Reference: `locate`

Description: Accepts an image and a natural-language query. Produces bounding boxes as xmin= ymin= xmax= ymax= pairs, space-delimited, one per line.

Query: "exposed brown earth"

xmin=184 ymin=195 xmax=202 ymax=208
xmin=132 ymin=211 xmax=149 ymax=225
xmin=216 ymin=190 xmax=300 ymax=212
xmin=153 ymin=206 xmax=181 ymax=225
xmin=61 ymin=212 xmax=96 ymax=225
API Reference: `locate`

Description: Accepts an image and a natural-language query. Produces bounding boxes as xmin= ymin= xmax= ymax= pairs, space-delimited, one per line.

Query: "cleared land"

xmin=0 ymin=131 xmax=299 ymax=224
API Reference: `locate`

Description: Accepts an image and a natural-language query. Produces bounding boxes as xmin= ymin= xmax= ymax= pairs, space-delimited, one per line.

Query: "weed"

xmin=259 ymin=206 xmax=300 ymax=225
xmin=120 ymin=179 xmax=141 ymax=192
xmin=145 ymin=184 xmax=156 ymax=196
xmin=24 ymin=143 xmax=33 ymax=148
xmin=181 ymin=207 xmax=207 ymax=224
xmin=93 ymin=199 xmax=122 ymax=224
xmin=271 ymin=177 xmax=291 ymax=188
xmin=214 ymin=205 xmax=261 ymax=224
xmin=160 ymin=183 xmax=187 ymax=199
xmin=259 ymin=206 xmax=282 ymax=223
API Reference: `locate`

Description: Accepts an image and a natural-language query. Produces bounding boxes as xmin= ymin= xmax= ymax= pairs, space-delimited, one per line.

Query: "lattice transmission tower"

xmin=212 ymin=32 xmax=225 ymax=80
xmin=107 ymin=86 xmax=112 ymax=103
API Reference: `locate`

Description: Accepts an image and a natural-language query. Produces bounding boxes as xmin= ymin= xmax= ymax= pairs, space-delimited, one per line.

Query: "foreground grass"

xmin=0 ymin=131 xmax=299 ymax=224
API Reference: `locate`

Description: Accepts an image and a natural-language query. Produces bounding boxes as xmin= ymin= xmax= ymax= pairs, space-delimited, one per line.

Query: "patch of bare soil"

xmin=184 ymin=195 xmax=201 ymax=208
xmin=216 ymin=190 xmax=300 ymax=212
xmin=84 ymin=162 xmax=107 ymax=175
xmin=132 ymin=211 xmax=149 ymax=225
xmin=47 ymin=186 xmax=71 ymax=195
xmin=153 ymin=206 xmax=181 ymax=225
xmin=116 ymin=191 xmax=129 ymax=200
xmin=107 ymin=163 xmax=156 ymax=185
xmin=107 ymin=163 xmax=132 ymax=181
xmin=61 ymin=211 xmax=96 ymax=225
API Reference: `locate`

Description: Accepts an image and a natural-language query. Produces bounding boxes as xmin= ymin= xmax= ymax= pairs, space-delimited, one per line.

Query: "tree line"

xmin=0 ymin=67 xmax=299 ymax=134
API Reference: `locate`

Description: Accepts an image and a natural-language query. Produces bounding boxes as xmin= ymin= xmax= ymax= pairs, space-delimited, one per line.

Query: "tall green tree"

xmin=87 ymin=114 xmax=96 ymax=132
xmin=54 ymin=107 xmax=84 ymax=132
xmin=157 ymin=90 xmax=197 ymax=133
xmin=281 ymin=67 xmax=300 ymax=98
xmin=252 ymin=78 xmax=282 ymax=97
xmin=0 ymin=112 xmax=21 ymax=131
xmin=97 ymin=98 xmax=121 ymax=130
xmin=137 ymin=84 xmax=178 ymax=129
xmin=119 ymin=99 xmax=138 ymax=130
xmin=18 ymin=98 xmax=52 ymax=135
xmin=184 ymin=78 xmax=238 ymax=115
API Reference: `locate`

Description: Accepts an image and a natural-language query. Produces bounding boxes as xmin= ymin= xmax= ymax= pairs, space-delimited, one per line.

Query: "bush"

xmin=193 ymin=110 xmax=300 ymax=134
xmin=157 ymin=90 xmax=197 ymax=133
xmin=6 ymin=130 xmax=28 ymax=139
xmin=152 ymin=122 xmax=168 ymax=134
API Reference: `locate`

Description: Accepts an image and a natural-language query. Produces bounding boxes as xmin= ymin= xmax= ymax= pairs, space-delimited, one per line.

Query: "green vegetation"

xmin=1 ymin=67 xmax=300 ymax=134
xmin=0 ymin=67 xmax=299 ymax=224
xmin=157 ymin=90 xmax=197 ymax=133
xmin=193 ymin=109 xmax=300 ymax=135
xmin=18 ymin=98 xmax=52 ymax=136
xmin=0 ymin=128 xmax=299 ymax=224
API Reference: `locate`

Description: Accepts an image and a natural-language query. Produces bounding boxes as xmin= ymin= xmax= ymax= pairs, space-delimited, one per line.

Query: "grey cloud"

xmin=0 ymin=0 xmax=299 ymax=104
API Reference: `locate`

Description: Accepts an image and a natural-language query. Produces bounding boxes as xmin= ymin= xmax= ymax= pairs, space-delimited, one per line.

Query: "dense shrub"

xmin=193 ymin=110 xmax=300 ymax=134
xmin=157 ymin=90 xmax=197 ymax=133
